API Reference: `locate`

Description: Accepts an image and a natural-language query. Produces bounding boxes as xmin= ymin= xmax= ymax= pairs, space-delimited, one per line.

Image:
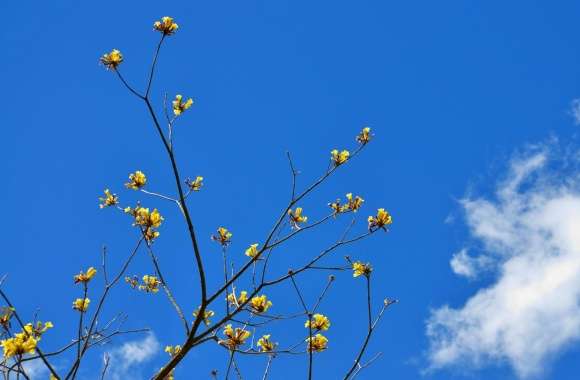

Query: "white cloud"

xmin=570 ymin=99 xmax=580 ymax=125
xmin=107 ymin=333 xmax=160 ymax=380
xmin=449 ymin=249 xmax=492 ymax=279
xmin=22 ymin=359 xmax=48 ymax=379
xmin=426 ymin=144 xmax=580 ymax=378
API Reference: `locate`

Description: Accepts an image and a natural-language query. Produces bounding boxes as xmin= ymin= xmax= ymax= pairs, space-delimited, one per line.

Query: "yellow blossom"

xmin=100 ymin=49 xmax=123 ymax=70
xmin=219 ymin=324 xmax=251 ymax=350
xmin=139 ymin=275 xmax=161 ymax=293
xmin=305 ymin=314 xmax=330 ymax=331
xmin=245 ymin=243 xmax=259 ymax=258
xmin=165 ymin=345 xmax=182 ymax=357
xmin=352 ymin=261 xmax=373 ymax=278
xmin=186 ymin=176 xmax=204 ymax=191
xmin=368 ymin=208 xmax=393 ymax=232
xmin=250 ymin=295 xmax=272 ymax=314
xmin=331 ymin=149 xmax=350 ymax=166
xmin=356 ymin=127 xmax=372 ymax=145
xmin=126 ymin=206 xmax=164 ymax=241
xmin=72 ymin=298 xmax=90 ymax=312
xmin=306 ymin=333 xmax=328 ymax=352
xmin=23 ymin=321 xmax=53 ymax=339
xmin=50 ymin=375 xmax=58 ymax=380
xmin=257 ymin=334 xmax=276 ymax=352
xmin=288 ymin=207 xmax=308 ymax=228
xmin=74 ymin=267 xmax=97 ymax=284
xmin=125 ymin=275 xmax=139 ymax=288
xmin=328 ymin=199 xmax=342 ymax=215
xmin=193 ymin=308 xmax=215 ymax=326
xmin=99 ymin=189 xmax=118 ymax=209
xmin=344 ymin=193 xmax=364 ymax=212
xmin=1 ymin=331 xmax=37 ymax=358
xmin=125 ymin=171 xmax=147 ymax=190
xmin=227 ymin=290 xmax=248 ymax=307
xmin=0 ymin=307 xmax=14 ymax=329
xmin=211 ymin=227 xmax=232 ymax=246
xmin=172 ymin=94 xmax=193 ymax=116
xmin=154 ymin=16 xmax=179 ymax=35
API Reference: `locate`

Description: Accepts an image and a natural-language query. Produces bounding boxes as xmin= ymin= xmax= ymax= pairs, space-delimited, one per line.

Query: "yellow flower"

xmin=125 ymin=276 xmax=139 ymax=289
xmin=172 ymin=94 xmax=193 ymax=116
xmin=0 ymin=307 xmax=14 ymax=329
xmin=186 ymin=176 xmax=204 ymax=191
xmin=227 ymin=289 xmax=248 ymax=307
xmin=306 ymin=333 xmax=328 ymax=352
xmin=257 ymin=334 xmax=276 ymax=352
xmin=245 ymin=243 xmax=259 ymax=258
xmin=165 ymin=345 xmax=182 ymax=357
xmin=1 ymin=331 xmax=37 ymax=358
xmin=126 ymin=206 xmax=164 ymax=241
xmin=139 ymin=275 xmax=161 ymax=293
xmin=328 ymin=199 xmax=342 ymax=215
xmin=50 ymin=375 xmax=58 ymax=380
xmin=288 ymin=207 xmax=308 ymax=229
xmin=356 ymin=127 xmax=372 ymax=145
xmin=211 ymin=227 xmax=232 ymax=246
xmin=352 ymin=261 xmax=373 ymax=278
xmin=219 ymin=324 xmax=251 ymax=350
xmin=154 ymin=16 xmax=179 ymax=35
xmin=193 ymin=308 xmax=215 ymax=326
xmin=250 ymin=295 xmax=272 ymax=314
xmin=125 ymin=171 xmax=147 ymax=190
xmin=331 ymin=149 xmax=350 ymax=166
xmin=305 ymin=314 xmax=330 ymax=331
xmin=99 ymin=189 xmax=118 ymax=209
xmin=72 ymin=298 xmax=90 ymax=312
xmin=100 ymin=49 xmax=123 ymax=70
xmin=23 ymin=321 xmax=53 ymax=339
xmin=344 ymin=193 xmax=364 ymax=212
xmin=74 ymin=266 xmax=97 ymax=284
xmin=368 ymin=208 xmax=393 ymax=232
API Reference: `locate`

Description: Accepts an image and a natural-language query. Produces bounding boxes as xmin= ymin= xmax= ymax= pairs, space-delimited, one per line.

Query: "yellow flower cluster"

xmin=193 ymin=307 xmax=215 ymax=326
xmin=139 ymin=275 xmax=161 ymax=293
xmin=0 ymin=322 xmax=51 ymax=359
xmin=331 ymin=149 xmax=350 ymax=166
xmin=352 ymin=261 xmax=373 ymax=277
xmin=125 ymin=206 xmax=164 ymax=241
xmin=288 ymin=207 xmax=308 ymax=229
xmin=186 ymin=176 xmax=204 ymax=191
xmin=211 ymin=227 xmax=232 ymax=246
xmin=100 ymin=49 xmax=123 ymax=70
xmin=165 ymin=345 xmax=182 ymax=357
xmin=125 ymin=170 xmax=147 ymax=190
xmin=250 ymin=295 xmax=273 ymax=314
xmin=172 ymin=94 xmax=193 ymax=116
xmin=227 ymin=289 xmax=248 ymax=307
xmin=74 ymin=266 xmax=97 ymax=284
xmin=329 ymin=193 xmax=364 ymax=215
xmin=99 ymin=189 xmax=119 ymax=209
xmin=245 ymin=243 xmax=259 ymax=258
xmin=306 ymin=333 xmax=328 ymax=353
xmin=368 ymin=208 xmax=393 ymax=232
xmin=154 ymin=17 xmax=179 ymax=35
xmin=72 ymin=298 xmax=90 ymax=312
xmin=219 ymin=324 xmax=251 ymax=350
xmin=356 ymin=127 xmax=372 ymax=145
xmin=257 ymin=334 xmax=276 ymax=352
xmin=305 ymin=314 xmax=330 ymax=331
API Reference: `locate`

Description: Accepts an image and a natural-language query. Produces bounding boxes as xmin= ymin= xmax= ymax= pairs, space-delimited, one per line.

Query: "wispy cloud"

xmin=426 ymin=143 xmax=580 ymax=378
xmin=107 ymin=333 xmax=160 ymax=380
xmin=570 ymin=99 xmax=580 ymax=125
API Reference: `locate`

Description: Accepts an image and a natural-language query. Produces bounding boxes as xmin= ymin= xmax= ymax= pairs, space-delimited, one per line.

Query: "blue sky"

xmin=2 ymin=1 xmax=580 ymax=379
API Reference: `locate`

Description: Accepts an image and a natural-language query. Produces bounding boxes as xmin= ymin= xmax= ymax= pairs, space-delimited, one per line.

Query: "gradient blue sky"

xmin=2 ymin=1 xmax=580 ymax=379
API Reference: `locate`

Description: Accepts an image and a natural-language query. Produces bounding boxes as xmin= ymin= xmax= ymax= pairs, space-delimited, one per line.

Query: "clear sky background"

xmin=2 ymin=1 xmax=580 ymax=379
